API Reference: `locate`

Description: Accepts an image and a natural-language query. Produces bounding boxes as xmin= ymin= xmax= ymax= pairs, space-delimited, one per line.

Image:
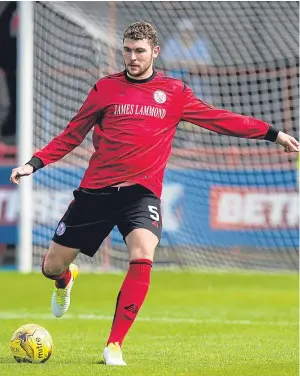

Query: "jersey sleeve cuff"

xmin=264 ymin=126 xmax=279 ymax=142
xmin=26 ymin=156 xmax=44 ymax=172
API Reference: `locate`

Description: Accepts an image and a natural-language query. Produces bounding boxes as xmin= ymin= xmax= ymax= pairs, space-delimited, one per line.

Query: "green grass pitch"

xmin=0 ymin=270 xmax=298 ymax=375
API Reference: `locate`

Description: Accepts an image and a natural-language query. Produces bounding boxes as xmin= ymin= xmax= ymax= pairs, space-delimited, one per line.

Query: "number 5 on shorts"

xmin=148 ymin=205 xmax=160 ymax=221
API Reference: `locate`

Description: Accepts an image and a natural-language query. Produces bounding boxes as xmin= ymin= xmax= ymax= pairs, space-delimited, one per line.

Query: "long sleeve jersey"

xmin=29 ymin=70 xmax=278 ymax=198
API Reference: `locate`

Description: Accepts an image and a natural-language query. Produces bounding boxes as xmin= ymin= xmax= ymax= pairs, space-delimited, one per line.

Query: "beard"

xmin=125 ymin=55 xmax=153 ymax=78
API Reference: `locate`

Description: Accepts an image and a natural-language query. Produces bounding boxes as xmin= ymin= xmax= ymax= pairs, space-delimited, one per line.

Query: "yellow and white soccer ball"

xmin=9 ymin=324 xmax=53 ymax=363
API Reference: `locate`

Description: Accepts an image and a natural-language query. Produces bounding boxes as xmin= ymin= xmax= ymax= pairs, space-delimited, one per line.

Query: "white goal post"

xmin=17 ymin=1 xmax=34 ymax=272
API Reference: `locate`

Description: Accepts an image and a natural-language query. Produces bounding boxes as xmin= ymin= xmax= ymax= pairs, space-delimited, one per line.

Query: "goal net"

xmin=31 ymin=1 xmax=299 ymax=271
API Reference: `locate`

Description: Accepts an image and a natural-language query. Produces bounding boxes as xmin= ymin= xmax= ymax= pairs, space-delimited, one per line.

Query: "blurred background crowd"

xmin=0 ymin=2 xmax=17 ymax=149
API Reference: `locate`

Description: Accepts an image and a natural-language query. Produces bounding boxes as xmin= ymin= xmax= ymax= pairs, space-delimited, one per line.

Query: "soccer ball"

xmin=9 ymin=324 xmax=53 ymax=363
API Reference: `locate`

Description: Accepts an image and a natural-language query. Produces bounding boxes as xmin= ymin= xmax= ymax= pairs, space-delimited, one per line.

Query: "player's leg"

xmin=42 ymin=242 xmax=79 ymax=318
xmin=103 ymin=185 xmax=161 ymax=365
xmin=42 ymin=241 xmax=79 ymax=278
xmin=43 ymin=188 xmax=115 ymax=318
xmin=104 ymin=229 xmax=158 ymax=366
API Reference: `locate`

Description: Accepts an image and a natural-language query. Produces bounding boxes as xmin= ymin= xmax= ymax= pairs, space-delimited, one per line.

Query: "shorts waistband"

xmin=79 ymin=184 xmax=140 ymax=194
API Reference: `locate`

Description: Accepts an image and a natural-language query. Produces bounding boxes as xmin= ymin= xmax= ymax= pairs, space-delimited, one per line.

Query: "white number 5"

xmin=148 ymin=205 xmax=160 ymax=221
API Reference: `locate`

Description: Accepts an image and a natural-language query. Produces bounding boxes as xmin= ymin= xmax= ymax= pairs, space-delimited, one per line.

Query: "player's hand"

xmin=276 ymin=131 xmax=299 ymax=153
xmin=10 ymin=164 xmax=34 ymax=185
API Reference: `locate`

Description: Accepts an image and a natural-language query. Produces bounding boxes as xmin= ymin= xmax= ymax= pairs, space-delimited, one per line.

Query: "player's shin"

xmin=107 ymin=259 xmax=153 ymax=346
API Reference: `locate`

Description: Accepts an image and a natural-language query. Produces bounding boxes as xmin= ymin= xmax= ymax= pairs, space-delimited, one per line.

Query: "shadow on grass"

xmin=0 ymin=356 xmax=109 ymax=365
xmin=0 ymin=356 xmax=15 ymax=364
xmin=95 ymin=360 xmax=105 ymax=365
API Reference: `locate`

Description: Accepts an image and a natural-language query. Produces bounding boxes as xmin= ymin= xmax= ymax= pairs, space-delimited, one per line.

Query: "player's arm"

xmin=180 ymin=85 xmax=299 ymax=152
xmin=10 ymin=84 xmax=102 ymax=185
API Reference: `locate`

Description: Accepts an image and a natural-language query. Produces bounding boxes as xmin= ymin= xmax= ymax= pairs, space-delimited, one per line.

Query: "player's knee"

xmin=126 ymin=229 xmax=158 ymax=262
xmin=42 ymin=251 xmax=65 ymax=277
xmin=129 ymin=246 xmax=155 ymax=262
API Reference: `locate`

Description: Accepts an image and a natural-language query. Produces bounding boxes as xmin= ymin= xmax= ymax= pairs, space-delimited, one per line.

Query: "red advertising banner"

xmin=210 ymin=186 xmax=298 ymax=230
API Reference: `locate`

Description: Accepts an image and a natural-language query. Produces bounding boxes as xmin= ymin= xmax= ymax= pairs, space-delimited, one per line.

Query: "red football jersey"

xmin=33 ymin=71 xmax=276 ymax=198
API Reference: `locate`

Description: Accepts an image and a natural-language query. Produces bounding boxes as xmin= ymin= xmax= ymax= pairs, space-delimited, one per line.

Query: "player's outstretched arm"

xmin=275 ymin=131 xmax=299 ymax=153
xmin=10 ymin=164 xmax=34 ymax=185
xmin=181 ymin=85 xmax=299 ymax=150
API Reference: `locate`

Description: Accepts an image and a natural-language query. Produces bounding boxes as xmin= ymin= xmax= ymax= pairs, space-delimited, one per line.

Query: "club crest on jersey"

xmin=153 ymin=90 xmax=167 ymax=104
xmin=56 ymin=222 xmax=66 ymax=236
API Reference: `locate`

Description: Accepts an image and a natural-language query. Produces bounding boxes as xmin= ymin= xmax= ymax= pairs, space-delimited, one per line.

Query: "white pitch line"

xmin=0 ymin=312 xmax=297 ymax=327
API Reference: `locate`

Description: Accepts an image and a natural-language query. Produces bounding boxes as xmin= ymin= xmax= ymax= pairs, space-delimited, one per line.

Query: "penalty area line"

xmin=0 ymin=312 xmax=297 ymax=327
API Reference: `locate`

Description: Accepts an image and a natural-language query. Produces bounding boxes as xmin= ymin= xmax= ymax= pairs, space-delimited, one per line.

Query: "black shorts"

xmin=52 ymin=184 xmax=162 ymax=257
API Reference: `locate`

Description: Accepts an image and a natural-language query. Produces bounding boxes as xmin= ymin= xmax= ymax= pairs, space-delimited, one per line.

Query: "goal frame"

xmin=17 ymin=1 xmax=34 ymax=272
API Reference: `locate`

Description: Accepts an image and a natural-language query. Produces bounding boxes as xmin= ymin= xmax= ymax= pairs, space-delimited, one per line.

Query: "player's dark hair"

xmin=123 ymin=22 xmax=158 ymax=48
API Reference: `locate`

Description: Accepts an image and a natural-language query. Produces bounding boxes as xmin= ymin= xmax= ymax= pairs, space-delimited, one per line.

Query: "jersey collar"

xmin=124 ymin=69 xmax=156 ymax=84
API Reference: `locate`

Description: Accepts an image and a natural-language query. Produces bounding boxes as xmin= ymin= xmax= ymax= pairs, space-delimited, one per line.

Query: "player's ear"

xmin=153 ymin=45 xmax=160 ymax=59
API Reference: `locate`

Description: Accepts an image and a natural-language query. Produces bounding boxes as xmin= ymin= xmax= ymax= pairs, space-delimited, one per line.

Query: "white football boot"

xmin=103 ymin=342 xmax=127 ymax=366
xmin=51 ymin=263 xmax=78 ymax=318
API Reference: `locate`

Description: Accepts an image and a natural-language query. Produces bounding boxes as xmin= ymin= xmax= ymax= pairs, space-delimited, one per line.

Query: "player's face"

xmin=123 ymin=38 xmax=160 ymax=79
